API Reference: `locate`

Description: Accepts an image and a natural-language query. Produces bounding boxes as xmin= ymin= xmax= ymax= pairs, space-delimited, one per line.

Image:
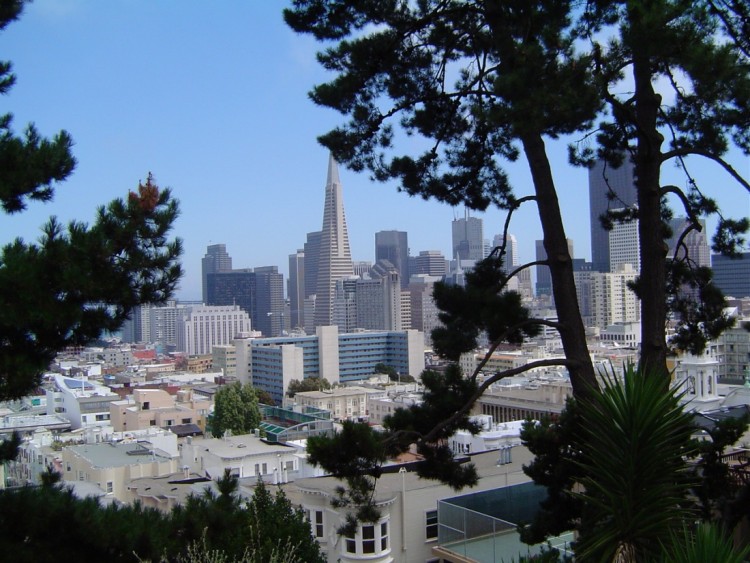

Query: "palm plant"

xmin=572 ymin=366 xmax=696 ymax=562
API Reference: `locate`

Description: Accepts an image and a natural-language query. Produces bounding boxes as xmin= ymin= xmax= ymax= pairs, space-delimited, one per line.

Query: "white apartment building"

xmin=293 ymin=386 xmax=383 ymax=421
xmin=177 ymin=305 xmax=252 ymax=356
xmin=590 ymin=263 xmax=640 ymax=330
xmin=609 ymin=209 xmax=640 ymax=272
xmin=45 ymin=374 xmax=120 ymax=430
xmin=180 ymin=433 xmax=305 ymax=482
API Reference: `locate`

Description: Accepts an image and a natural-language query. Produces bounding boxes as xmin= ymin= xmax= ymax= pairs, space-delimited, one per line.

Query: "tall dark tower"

xmin=589 ymin=159 xmax=637 ymax=273
xmin=288 ymin=249 xmax=305 ymax=330
xmin=314 ymin=155 xmax=354 ymax=327
xmin=375 ymin=230 xmax=409 ymax=288
xmin=201 ymin=244 xmax=232 ymax=303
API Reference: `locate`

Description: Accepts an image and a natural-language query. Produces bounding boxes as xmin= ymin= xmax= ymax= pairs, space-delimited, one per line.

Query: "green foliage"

xmin=211 ymin=382 xmax=261 ymax=437
xmin=432 ymin=255 xmax=540 ymax=361
xmin=689 ymin=412 xmax=750 ymax=528
xmin=658 ymin=522 xmax=750 ymax=563
xmin=374 ymin=362 xmax=415 ymax=383
xmin=519 ymin=400 xmax=584 ymax=545
xmin=286 ymin=376 xmax=331 ymax=397
xmin=0 ymin=173 xmax=182 ymax=400
xmin=306 ymin=420 xmax=387 ymax=528
xmin=0 ymin=469 xmax=324 ymax=563
xmin=572 ymin=367 xmax=696 ymax=562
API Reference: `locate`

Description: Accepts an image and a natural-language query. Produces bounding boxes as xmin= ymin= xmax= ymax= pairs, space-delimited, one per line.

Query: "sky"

xmin=1 ymin=1 xmax=748 ymax=301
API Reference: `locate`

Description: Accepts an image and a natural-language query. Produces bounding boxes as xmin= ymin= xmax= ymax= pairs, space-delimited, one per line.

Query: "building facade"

xmin=177 ymin=305 xmax=252 ymax=356
xmin=375 ymin=230 xmax=410 ymax=288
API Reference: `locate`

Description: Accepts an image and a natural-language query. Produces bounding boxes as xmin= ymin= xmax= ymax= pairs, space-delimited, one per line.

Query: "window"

xmin=362 ymin=525 xmax=375 ymax=554
xmin=312 ymin=510 xmax=324 ymax=538
xmin=182 ymin=418 xmax=192 ymax=424
xmin=380 ymin=521 xmax=389 ymax=550
xmin=345 ymin=529 xmax=356 ymax=554
xmin=106 ymin=481 xmax=113 ymax=493
xmin=426 ymin=510 xmax=438 ymax=541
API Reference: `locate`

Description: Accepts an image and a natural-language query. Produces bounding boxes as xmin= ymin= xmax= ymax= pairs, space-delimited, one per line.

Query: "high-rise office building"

xmin=314 ymin=155 xmax=354 ymax=327
xmin=414 ymin=250 xmax=448 ymax=278
xmin=253 ymin=266 xmax=285 ymax=337
xmin=303 ymin=231 xmax=321 ymax=299
xmin=452 ymin=212 xmax=485 ymax=262
xmin=206 ymin=267 xmax=285 ymax=337
xmin=408 ymin=274 xmax=443 ymax=347
xmin=201 ymin=244 xmax=233 ymax=303
xmin=375 ymin=230 xmax=409 ymax=288
xmin=589 ymin=159 xmax=638 ymax=273
xmin=712 ymin=252 xmax=750 ymax=298
xmin=206 ymin=269 xmax=255 ymax=317
xmin=177 ymin=305 xmax=252 ymax=356
xmin=288 ymin=249 xmax=305 ymax=330
xmin=354 ymin=260 xmax=403 ymax=331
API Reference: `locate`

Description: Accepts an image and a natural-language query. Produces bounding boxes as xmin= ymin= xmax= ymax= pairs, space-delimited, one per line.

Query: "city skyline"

xmin=1 ymin=2 xmax=747 ymax=301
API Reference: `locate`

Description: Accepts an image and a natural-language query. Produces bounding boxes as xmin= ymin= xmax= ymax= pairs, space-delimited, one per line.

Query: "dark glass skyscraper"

xmin=588 ymin=159 xmax=637 ymax=273
xmin=375 ymin=230 xmax=409 ymax=288
xmin=201 ymin=244 xmax=233 ymax=302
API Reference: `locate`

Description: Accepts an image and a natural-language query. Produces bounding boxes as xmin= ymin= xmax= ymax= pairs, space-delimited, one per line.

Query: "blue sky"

xmin=2 ymin=1 xmax=748 ymax=300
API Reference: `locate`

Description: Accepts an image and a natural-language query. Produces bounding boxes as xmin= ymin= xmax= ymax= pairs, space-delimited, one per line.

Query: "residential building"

xmin=356 ymin=260 xmax=403 ymax=331
xmin=590 ymin=263 xmax=640 ymax=330
xmin=709 ymin=314 xmax=750 ymax=383
xmin=212 ymin=344 xmax=237 ymax=377
xmin=62 ymin=438 xmax=179 ymax=503
xmin=109 ymin=388 xmax=208 ymax=434
xmin=201 ymin=244 xmax=233 ymax=303
xmin=314 ymin=155 xmax=354 ymax=328
xmin=608 ymin=209 xmax=640 ymax=272
xmin=292 ymin=386 xmax=382 ymax=421
xmin=180 ymin=433 xmax=304 ymax=482
xmin=45 ymin=374 xmax=119 ymax=430
xmin=282 ymin=447 xmax=564 ymax=563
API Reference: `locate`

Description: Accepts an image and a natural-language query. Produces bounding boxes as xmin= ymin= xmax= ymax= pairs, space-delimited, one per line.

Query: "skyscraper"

xmin=314 ymin=155 xmax=354 ymax=327
xmin=201 ymin=244 xmax=233 ymax=303
xmin=206 ymin=267 xmax=285 ymax=337
xmin=375 ymin=230 xmax=409 ymax=288
xmin=589 ymin=159 xmax=638 ymax=273
xmin=288 ymin=249 xmax=305 ymax=330
xmin=303 ymin=231 xmax=321 ymax=299
xmin=414 ymin=250 xmax=448 ymax=277
xmin=452 ymin=212 xmax=485 ymax=262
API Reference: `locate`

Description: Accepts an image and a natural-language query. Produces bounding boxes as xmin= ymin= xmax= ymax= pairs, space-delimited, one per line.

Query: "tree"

xmin=572 ymin=0 xmax=750 ymax=380
xmin=284 ymin=0 xmax=750 ymax=544
xmin=211 ymin=382 xmax=261 ymax=437
xmin=286 ymin=376 xmax=331 ymax=397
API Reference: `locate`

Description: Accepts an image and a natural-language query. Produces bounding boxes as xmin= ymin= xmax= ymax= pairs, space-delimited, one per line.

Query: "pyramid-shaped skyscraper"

xmin=314 ymin=154 xmax=354 ymax=327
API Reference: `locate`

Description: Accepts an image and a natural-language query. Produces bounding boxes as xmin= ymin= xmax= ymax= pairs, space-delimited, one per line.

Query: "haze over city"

xmin=1 ymin=1 xmax=747 ymax=300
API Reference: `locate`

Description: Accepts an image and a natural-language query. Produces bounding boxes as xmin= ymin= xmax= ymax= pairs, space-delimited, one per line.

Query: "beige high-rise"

xmin=314 ymin=154 xmax=354 ymax=327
